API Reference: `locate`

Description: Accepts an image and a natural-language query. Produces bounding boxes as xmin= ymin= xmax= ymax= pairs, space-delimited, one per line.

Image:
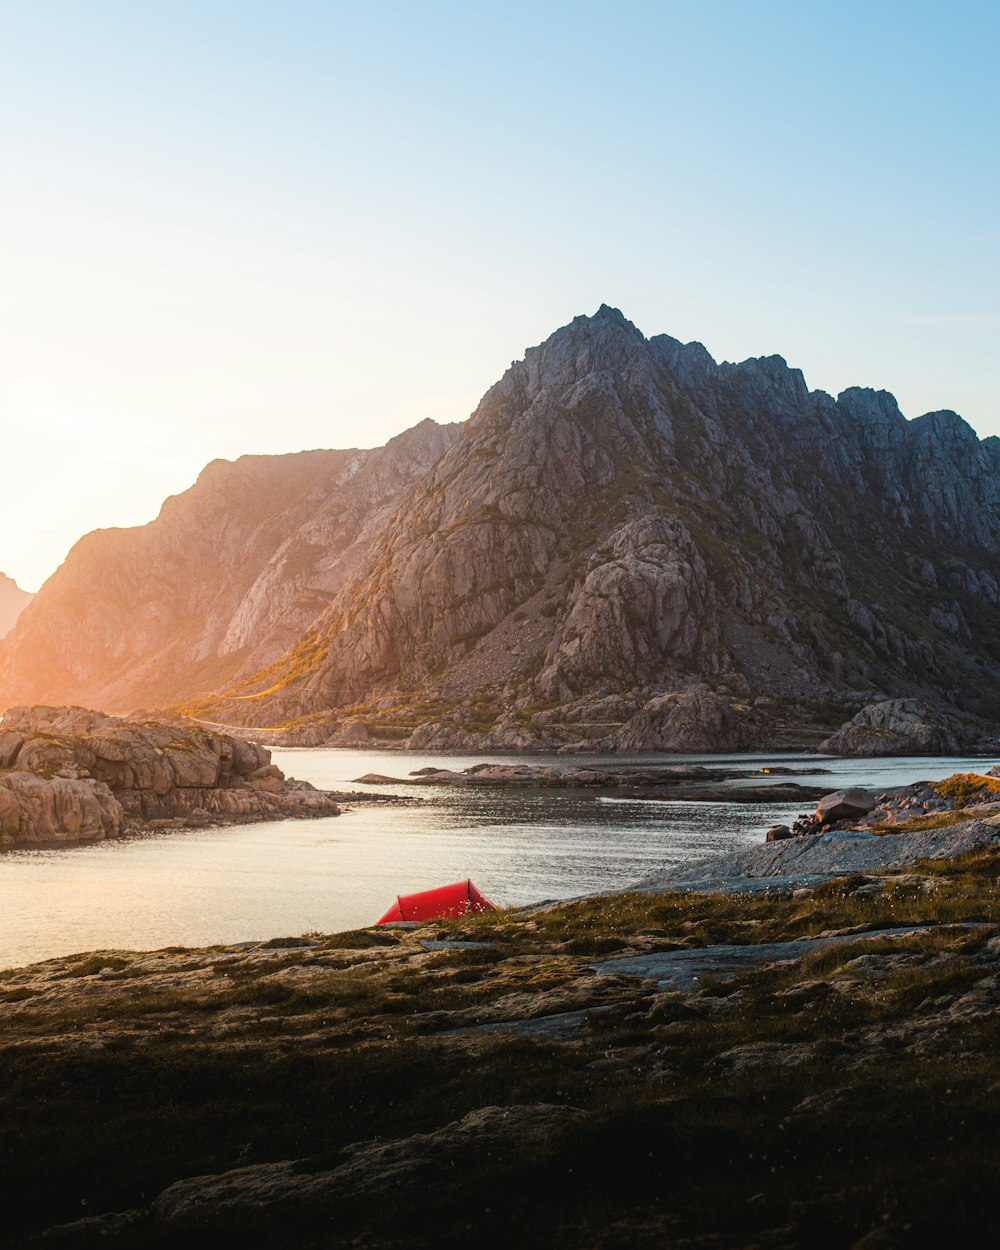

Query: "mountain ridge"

xmin=0 ymin=419 xmax=460 ymax=711
xmin=186 ymin=306 xmax=1000 ymax=749
xmin=3 ymin=305 xmax=999 ymax=752
xmin=0 ymin=573 xmax=32 ymax=640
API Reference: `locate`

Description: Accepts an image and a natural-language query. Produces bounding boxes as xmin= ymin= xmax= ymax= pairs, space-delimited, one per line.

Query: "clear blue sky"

xmin=0 ymin=0 xmax=997 ymax=588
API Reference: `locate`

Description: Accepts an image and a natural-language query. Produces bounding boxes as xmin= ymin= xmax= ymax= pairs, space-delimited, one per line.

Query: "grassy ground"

xmin=3 ymin=846 xmax=1000 ymax=1248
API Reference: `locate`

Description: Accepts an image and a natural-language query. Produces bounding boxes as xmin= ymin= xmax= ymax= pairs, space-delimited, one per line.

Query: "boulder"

xmin=326 ymin=719 xmax=369 ymax=747
xmin=247 ymin=765 xmax=285 ymax=793
xmin=815 ymin=788 xmax=878 ymax=825
xmin=765 ymin=824 xmax=794 ymax=841
xmin=404 ymin=722 xmax=485 ymax=751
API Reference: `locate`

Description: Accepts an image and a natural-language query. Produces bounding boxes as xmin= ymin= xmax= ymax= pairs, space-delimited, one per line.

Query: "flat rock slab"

xmin=451 ymin=924 xmax=967 ymax=1037
xmin=638 ymin=818 xmax=1000 ymax=896
xmin=418 ymin=939 xmax=494 ymax=951
xmin=588 ymin=925 xmax=946 ymax=990
xmin=449 ymin=1005 xmax=612 ymax=1040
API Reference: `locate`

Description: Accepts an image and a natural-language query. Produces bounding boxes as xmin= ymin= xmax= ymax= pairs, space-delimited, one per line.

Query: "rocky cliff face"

xmin=0 ymin=573 xmax=32 ymax=639
xmin=193 ymin=307 xmax=1000 ymax=749
xmin=0 ymin=420 xmax=459 ymax=711
xmin=0 ymin=705 xmax=340 ymax=847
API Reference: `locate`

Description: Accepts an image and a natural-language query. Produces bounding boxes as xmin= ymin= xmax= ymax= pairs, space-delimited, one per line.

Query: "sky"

xmin=0 ymin=0 xmax=997 ymax=591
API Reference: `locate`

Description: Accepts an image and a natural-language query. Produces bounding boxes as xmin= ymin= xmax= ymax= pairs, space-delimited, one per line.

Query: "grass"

xmin=55 ymin=955 xmax=131 ymax=979
xmin=936 ymin=771 xmax=1000 ymax=808
xmin=446 ymin=856 xmax=1000 ymax=954
xmin=873 ymin=804 xmax=1000 ymax=832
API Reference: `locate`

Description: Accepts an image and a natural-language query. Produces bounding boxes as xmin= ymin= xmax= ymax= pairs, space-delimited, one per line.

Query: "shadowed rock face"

xmin=0 ymin=420 xmax=459 ymax=711
xmin=0 ymin=705 xmax=339 ymax=847
xmin=819 ymin=698 xmax=971 ymax=756
xmin=196 ymin=307 xmax=1000 ymax=748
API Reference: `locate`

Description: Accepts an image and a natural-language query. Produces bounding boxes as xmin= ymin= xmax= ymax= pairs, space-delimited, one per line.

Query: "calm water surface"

xmin=1 ymin=748 xmax=995 ymax=969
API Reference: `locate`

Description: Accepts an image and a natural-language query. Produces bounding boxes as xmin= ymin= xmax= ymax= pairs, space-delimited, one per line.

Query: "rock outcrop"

xmin=611 ymin=690 xmax=752 ymax=752
xmin=0 ymin=421 xmax=459 ymax=711
xmin=0 ymin=572 xmax=31 ymax=639
xmin=819 ymin=698 xmax=972 ymax=756
xmin=353 ymin=760 xmax=830 ymax=804
xmin=641 ymin=816 xmax=1000 ymax=895
xmin=191 ymin=307 xmax=1000 ymax=749
xmin=0 ymin=705 xmax=340 ymax=847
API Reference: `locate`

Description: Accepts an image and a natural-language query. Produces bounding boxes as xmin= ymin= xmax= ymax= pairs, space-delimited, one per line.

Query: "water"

xmin=0 ymin=748 xmax=994 ymax=970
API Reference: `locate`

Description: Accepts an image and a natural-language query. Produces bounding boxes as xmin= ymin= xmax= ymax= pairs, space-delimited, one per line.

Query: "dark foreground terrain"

xmin=5 ymin=807 xmax=1000 ymax=1247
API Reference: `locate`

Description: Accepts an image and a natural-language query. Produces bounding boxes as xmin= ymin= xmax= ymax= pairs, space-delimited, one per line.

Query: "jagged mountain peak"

xmin=381 ymin=416 xmax=462 ymax=451
xmin=910 ymin=408 xmax=977 ymax=439
xmin=182 ymin=310 xmax=1000 ymax=750
xmin=5 ymin=308 xmax=1000 ymax=755
xmin=475 ymin=306 xmax=656 ymax=421
xmin=836 ymin=386 xmax=906 ymax=424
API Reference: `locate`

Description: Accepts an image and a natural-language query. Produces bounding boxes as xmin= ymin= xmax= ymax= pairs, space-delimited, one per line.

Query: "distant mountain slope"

xmin=192 ymin=306 xmax=1000 ymax=749
xmin=0 ymin=574 xmax=32 ymax=640
xmin=0 ymin=419 xmax=459 ymax=711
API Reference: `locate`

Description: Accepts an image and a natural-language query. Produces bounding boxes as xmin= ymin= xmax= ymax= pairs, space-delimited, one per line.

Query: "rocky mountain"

xmin=0 ymin=573 xmax=32 ymax=639
xmin=189 ymin=306 xmax=1000 ymax=751
xmin=0 ymin=419 xmax=459 ymax=712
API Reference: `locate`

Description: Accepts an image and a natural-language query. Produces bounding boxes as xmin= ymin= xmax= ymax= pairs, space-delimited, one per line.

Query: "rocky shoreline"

xmin=213 ymin=696 xmax=1000 ymax=770
xmin=0 ymin=705 xmax=345 ymax=848
xmin=5 ymin=766 xmax=1000 ymax=1247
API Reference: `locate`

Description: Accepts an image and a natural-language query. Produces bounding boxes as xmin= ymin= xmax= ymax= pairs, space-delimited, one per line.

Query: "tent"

xmin=375 ymin=879 xmax=496 ymax=925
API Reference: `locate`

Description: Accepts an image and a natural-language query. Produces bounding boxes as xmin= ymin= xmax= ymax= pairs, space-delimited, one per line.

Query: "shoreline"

xmin=3 ymin=755 xmax=998 ymax=973
xmin=4 ymin=787 xmax=1000 ymax=1245
xmin=4 ymin=762 xmax=998 ymax=974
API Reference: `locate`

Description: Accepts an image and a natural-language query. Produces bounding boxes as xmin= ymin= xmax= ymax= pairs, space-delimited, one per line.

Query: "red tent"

xmin=375 ymin=879 xmax=496 ymax=925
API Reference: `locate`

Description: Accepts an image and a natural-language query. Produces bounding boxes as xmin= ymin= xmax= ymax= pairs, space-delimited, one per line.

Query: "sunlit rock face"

xmin=0 ymin=420 xmax=459 ymax=711
xmin=0 ymin=573 xmax=32 ymax=640
xmin=0 ymin=705 xmax=340 ymax=847
xmin=193 ymin=306 xmax=1000 ymax=749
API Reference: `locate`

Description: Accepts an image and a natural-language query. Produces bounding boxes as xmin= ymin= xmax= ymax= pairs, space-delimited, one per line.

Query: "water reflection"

xmin=0 ymin=748 xmax=994 ymax=969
